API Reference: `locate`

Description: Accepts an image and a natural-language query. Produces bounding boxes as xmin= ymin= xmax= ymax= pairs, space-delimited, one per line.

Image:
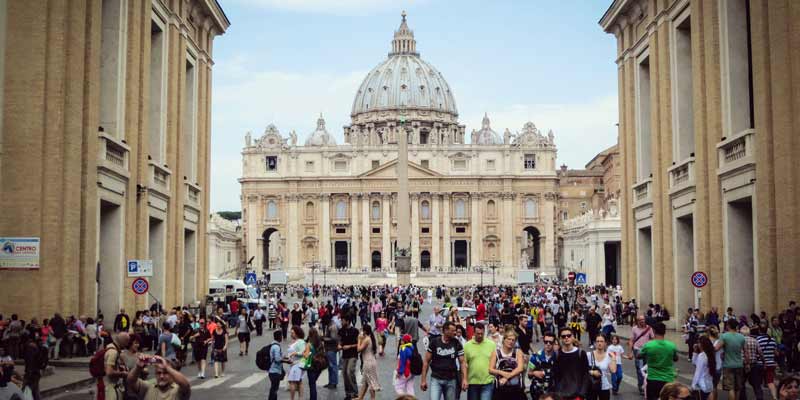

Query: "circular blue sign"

xmin=691 ymin=271 xmax=708 ymax=288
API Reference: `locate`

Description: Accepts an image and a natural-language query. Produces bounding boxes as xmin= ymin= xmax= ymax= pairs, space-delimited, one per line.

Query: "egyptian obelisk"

xmin=395 ymin=118 xmax=412 ymax=286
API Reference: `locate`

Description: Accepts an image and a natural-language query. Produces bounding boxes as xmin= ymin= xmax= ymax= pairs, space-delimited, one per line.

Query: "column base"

xmin=396 ymin=255 xmax=411 ymax=286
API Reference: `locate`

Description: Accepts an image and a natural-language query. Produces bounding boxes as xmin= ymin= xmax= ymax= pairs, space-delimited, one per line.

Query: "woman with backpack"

xmin=489 ymin=329 xmax=526 ymax=400
xmin=302 ymin=327 xmax=324 ymax=400
xmin=395 ymin=334 xmax=416 ymax=396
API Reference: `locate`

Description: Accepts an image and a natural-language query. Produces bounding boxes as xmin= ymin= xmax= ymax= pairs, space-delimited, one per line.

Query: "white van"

xmin=208 ymin=279 xmax=266 ymax=309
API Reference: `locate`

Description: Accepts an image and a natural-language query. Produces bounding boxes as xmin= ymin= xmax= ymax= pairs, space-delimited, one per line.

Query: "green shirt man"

xmin=463 ymin=329 xmax=496 ymax=385
xmin=639 ymin=339 xmax=678 ymax=382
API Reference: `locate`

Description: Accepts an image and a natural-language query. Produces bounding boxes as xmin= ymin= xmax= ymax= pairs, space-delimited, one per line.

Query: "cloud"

xmin=460 ymin=94 xmax=619 ymax=169
xmin=228 ymin=0 xmax=428 ymax=16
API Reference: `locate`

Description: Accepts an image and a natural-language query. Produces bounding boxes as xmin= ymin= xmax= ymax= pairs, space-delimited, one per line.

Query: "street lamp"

xmin=477 ymin=266 xmax=485 ymax=287
xmin=307 ymin=261 xmax=321 ymax=287
xmin=485 ymin=260 xmax=500 ymax=286
xmin=321 ymin=266 xmax=330 ymax=288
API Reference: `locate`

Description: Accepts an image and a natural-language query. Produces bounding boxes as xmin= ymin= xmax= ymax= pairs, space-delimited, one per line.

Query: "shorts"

xmin=211 ymin=348 xmax=227 ymax=363
xmin=238 ymin=332 xmax=251 ymax=343
xmin=722 ymin=367 xmax=744 ymax=391
xmin=287 ymin=364 xmax=304 ymax=382
xmin=763 ymin=366 xmax=776 ymax=384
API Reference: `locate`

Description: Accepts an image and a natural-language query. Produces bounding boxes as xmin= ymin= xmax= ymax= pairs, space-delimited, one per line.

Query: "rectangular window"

xmin=335 ymin=228 xmax=346 ymax=234
xmin=227 ymin=251 xmax=231 ymax=262
xmin=453 ymin=159 xmax=467 ymax=170
xmin=524 ymin=154 xmax=536 ymax=170
xmin=421 ymin=160 xmax=429 ymax=169
xmin=636 ymin=52 xmax=652 ymax=180
xmin=672 ymin=9 xmax=694 ymax=161
xmin=372 ymin=160 xmax=380 ymax=169
xmin=562 ymin=211 xmax=568 ymax=220
xmin=148 ymin=16 xmax=167 ymax=162
xmin=487 ymin=159 xmax=496 ymax=170
xmin=720 ymin=0 xmax=754 ymax=135
xmin=334 ymin=160 xmax=347 ymax=171
xmin=305 ymin=161 xmax=314 ymax=172
xmin=372 ymin=227 xmax=381 ymax=234
xmin=99 ymin=0 xmax=127 ymax=139
xmin=266 ymin=156 xmax=278 ymax=171
xmin=421 ymin=227 xmax=430 ymax=234
xmin=182 ymin=57 xmax=197 ymax=180
xmin=455 ymin=227 xmax=466 ymax=233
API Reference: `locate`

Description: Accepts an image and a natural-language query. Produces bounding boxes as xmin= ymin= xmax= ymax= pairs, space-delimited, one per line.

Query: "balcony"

xmin=632 ymin=178 xmax=652 ymax=208
xmin=97 ymin=132 xmax=130 ymax=175
xmin=717 ymin=129 xmax=755 ymax=178
xmin=331 ymin=217 xmax=350 ymax=226
xmin=668 ymin=157 xmax=695 ymax=194
xmin=148 ymin=161 xmax=171 ymax=195
xmin=184 ymin=182 xmax=201 ymax=209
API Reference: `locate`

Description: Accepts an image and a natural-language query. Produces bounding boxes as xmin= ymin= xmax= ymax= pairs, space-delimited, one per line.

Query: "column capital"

xmin=246 ymin=194 xmax=259 ymax=202
xmin=501 ymin=192 xmax=515 ymax=200
xmin=544 ymin=191 xmax=558 ymax=201
xmin=351 ymin=192 xmax=364 ymax=198
xmin=320 ymin=193 xmax=331 ymax=201
xmin=381 ymin=192 xmax=393 ymax=200
xmin=410 ymin=193 xmax=420 ymax=201
xmin=442 ymin=193 xmax=451 ymax=200
xmin=471 ymin=192 xmax=483 ymax=200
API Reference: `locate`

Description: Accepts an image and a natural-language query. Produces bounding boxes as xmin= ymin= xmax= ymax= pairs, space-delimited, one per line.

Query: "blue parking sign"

xmin=128 ymin=261 xmax=139 ymax=274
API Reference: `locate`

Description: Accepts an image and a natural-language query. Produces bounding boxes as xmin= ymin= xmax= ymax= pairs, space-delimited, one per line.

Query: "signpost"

xmin=691 ymin=271 xmax=708 ymax=308
xmin=575 ymin=273 xmax=587 ymax=285
xmin=131 ymin=277 xmax=149 ymax=295
xmin=568 ymin=271 xmax=576 ymax=281
xmin=127 ymin=260 xmax=153 ymax=277
xmin=244 ymin=272 xmax=257 ymax=286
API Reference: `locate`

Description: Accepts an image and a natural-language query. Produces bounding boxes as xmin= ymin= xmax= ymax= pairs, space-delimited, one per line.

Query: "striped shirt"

xmin=743 ymin=336 xmax=764 ymax=367
xmin=756 ymin=334 xmax=778 ymax=367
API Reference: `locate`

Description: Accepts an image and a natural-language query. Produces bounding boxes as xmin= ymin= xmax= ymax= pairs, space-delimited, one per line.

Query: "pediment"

xmin=359 ymin=159 xmax=442 ymax=178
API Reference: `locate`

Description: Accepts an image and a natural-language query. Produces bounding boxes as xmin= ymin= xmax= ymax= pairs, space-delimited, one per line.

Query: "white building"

xmin=207 ymin=213 xmax=243 ymax=279
xmin=560 ymin=207 xmax=621 ymax=286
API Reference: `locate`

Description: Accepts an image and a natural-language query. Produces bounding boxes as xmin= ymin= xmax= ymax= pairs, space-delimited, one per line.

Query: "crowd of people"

xmin=0 ymin=282 xmax=798 ymax=400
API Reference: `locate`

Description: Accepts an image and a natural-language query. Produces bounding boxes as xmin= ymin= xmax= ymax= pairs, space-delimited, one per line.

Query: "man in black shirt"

xmin=552 ymin=327 xmax=590 ymax=400
xmin=421 ymin=321 xmax=468 ymax=399
xmin=516 ymin=315 xmax=533 ymax=355
xmin=338 ymin=318 xmax=359 ymax=400
xmin=585 ymin=307 xmax=602 ymax=346
xmin=290 ymin=303 xmax=304 ymax=327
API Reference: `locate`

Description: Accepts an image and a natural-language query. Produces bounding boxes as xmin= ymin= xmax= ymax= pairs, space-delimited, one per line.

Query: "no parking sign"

xmin=131 ymin=277 xmax=149 ymax=295
xmin=691 ymin=271 xmax=708 ymax=288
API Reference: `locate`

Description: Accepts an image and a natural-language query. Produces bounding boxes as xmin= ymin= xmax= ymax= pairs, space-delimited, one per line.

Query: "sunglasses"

xmin=543 ymin=340 xmax=555 ymax=344
xmin=560 ymin=334 xmax=573 ymax=338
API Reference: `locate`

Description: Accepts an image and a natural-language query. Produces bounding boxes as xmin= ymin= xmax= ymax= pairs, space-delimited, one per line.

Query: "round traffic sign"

xmin=568 ymin=271 xmax=576 ymax=280
xmin=132 ymin=277 xmax=149 ymax=295
xmin=691 ymin=271 xmax=708 ymax=288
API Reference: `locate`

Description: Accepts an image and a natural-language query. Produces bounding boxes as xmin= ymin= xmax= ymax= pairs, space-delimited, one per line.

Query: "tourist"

xmin=691 ymin=336 xmax=716 ymax=400
xmin=339 ymin=317 xmax=360 ymax=400
xmin=376 ymin=312 xmax=389 ymax=356
xmin=266 ymin=330 xmax=284 ymax=400
xmin=587 ymin=334 xmax=617 ymax=400
xmin=235 ymin=308 xmax=253 ymax=357
xmin=638 ymin=322 xmax=678 ymax=400
xmin=528 ymin=331 xmax=557 ymax=400
xmin=421 ymin=321 xmax=468 ymax=400
xmin=303 ymin=327 xmax=324 ymax=400
xmin=606 ymin=334 xmax=628 ymax=395
xmin=777 ymin=376 xmax=799 ymax=400
xmin=658 ymin=382 xmax=691 ymax=400
xmin=487 ymin=322 xmax=503 ymax=348
xmin=101 ymin=332 xmax=130 ymax=400
xmin=126 ymin=354 xmax=191 ymax=400
xmin=113 ymin=309 xmax=130 ymax=333
xmin=551 ymin=327 xmax=590 ymax=400
xmin=464 ymin=323 xmax=495 ymax=400
xmin=395 ymin=334 xmax=416 ymax=396
xmin=585 ymin=308 xmax=602 ymax=347
xmin=601 ymin=306 xmax=616 ymax=336
xmin=22 ymin=334 xmax=43 ymax=400
xmin=629 ymin=315 xmax=655 ymax=395
xmin=756 ymin=321 xmax=779 ymax=399
xmin=739 ymin=325 xmax=764 ymax=400
xmin=489 ymin=329 xmax=526 ymax=399
xmin=515 ymin=315 xmax=533 ymax=356
xmin=716 ymin=319 xmax=745 ymax=400
xmin=190 ymin=319 xmax=211 ymax=379
xmin=323 ymin=316 xmax=339 ymax=390
xmin=211 ymin=319 xmax=228 ymax=378
xmin=356 ymin=324 xmax=381 ymax=400
xmin=286 ymin=326 xmax=306 ymax=400
xmin=253 ymin=306 xmax=265 ymax=337
xmin=279 ymin=302 xmax=290 ymax=339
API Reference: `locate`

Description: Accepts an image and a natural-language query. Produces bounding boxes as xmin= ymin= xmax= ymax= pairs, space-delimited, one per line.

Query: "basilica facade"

xmin=239 ymin=14 xmax=561 ymax=284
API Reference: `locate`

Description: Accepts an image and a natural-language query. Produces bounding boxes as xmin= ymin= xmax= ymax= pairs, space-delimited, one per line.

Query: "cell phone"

xmin=145 ymin=357 xmax=159 ymax=364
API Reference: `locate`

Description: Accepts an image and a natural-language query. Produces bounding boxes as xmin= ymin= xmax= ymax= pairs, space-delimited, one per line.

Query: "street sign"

xmin=244 ymin=272 xmax=257 ymax=286
xmin=575 ymin=273 xmax=587 ymax=285
xmin=131 ymin=277 xmax=149 ymax=295
xmin=691 ymin=271 xmax=708 ymax=288
xmin=568 ymin=271 xmax=576 ymax=281
xmin=127 ymin=260 xmax=153 ymax=277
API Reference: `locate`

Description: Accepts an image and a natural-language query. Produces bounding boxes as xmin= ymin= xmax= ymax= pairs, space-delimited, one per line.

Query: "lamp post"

xmin=486 ymin=260 xmax=500 ymax=286
xmin=321 ymin=266 xmax=330 ymax=288
xmin=308 ymin=261 xmax=320 ymax=287
xmin=477 ymin=266 xmax=485 ymax=288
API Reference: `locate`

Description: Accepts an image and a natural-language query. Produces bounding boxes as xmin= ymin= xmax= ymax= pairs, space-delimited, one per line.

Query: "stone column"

xmin=471 ymin=193 xmax=482 ymax=269
xmin=246 ymin=194 xmax=259 ymax=271
xmin=431 ymin=193 xmax=440 ymax=268
xmin=362 ymin=194 xmax=371 ymax=271
xmin=382 ymin=192 xmax=391 ymax=270
xmin=351 ymin=193 xmax=360 ymax=270
xmin=320 ymin=193 xmax=331 ymax=267
xmin=287 ymin=194 xmax=299 ymax=272
xmin=543 ymin=192 xmax=556 ymax=273
xmin=442 ymin=194 xmax=451 ymax=268
xmin=411 ymin=193 xmax=420 ymax=270
xmin=502 ymin=192 xmax=514 ymax=270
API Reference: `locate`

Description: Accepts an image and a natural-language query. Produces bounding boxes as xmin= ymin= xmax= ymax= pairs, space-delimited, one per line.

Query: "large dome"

xmin=350 ymin=12 xmax=458 ymax=118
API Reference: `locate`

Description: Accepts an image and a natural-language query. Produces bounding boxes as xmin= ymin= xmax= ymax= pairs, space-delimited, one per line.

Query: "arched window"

xmin=371 ymin=201 xmax=381 ymax=220
xmin=525 ymin=198 xmax=538 ymax=218
xmin=305 ymin=201 xmax=315 ymax=219
xmin=267 ymin=200 xmax=278 ymax=219
xmin=488 ymin=243 xmax=497 ymax=259
xmin=455 ymin=199 xmax=466 ymax=218
xmin=335 ymin=200 xmax=347 ymax=219
xmin=420 ymin=200 xmax=430 ymax=220
xmin=487 ymin=200 xmax=496 ymax=218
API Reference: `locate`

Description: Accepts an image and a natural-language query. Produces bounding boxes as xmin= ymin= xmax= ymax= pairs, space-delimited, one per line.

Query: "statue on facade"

xmin=470 ymin=129 xmax=477 ymax=144
xmin=245 ymin=131 xmax=252 ymax=146
xmin=289 ymin=130 xmax=298 ymax=146
xmin=441 ymin=128 xmax=449 ymax=145
xmin=503 ymin=128 xmax=511 ymax=145
xmin=547 ymin=129 xmax=554 ymax=144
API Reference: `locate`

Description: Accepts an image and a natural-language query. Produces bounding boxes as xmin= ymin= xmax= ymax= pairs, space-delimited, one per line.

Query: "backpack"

xmin=256 ymin=343 xmax=277 ymax=371
xmin=89 ymin=345 xmax=117 ymax=378
xmin=409 ymin=347 xmax=423 ymax=376
xmin=310 ymin=347 xmax=328 ymax=372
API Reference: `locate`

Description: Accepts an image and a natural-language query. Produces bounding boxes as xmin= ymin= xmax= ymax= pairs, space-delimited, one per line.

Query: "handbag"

xmin=588 ymin=351 xmax=603 ymax=393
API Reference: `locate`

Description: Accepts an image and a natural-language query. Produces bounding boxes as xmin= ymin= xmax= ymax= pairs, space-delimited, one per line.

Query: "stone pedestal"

xmin=396 ymin=254 xmax=411 ymax=285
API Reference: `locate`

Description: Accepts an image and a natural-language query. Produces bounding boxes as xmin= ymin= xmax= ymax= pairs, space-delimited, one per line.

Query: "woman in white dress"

xmin=588 ymin=334 xmax=618 ymax=400
xmin=286 ymin=326 xmax=307 ymax=400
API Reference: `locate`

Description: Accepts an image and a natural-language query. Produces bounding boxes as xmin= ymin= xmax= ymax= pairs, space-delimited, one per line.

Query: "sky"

xmin=210 ymin=0 xmax=619 ymax=212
